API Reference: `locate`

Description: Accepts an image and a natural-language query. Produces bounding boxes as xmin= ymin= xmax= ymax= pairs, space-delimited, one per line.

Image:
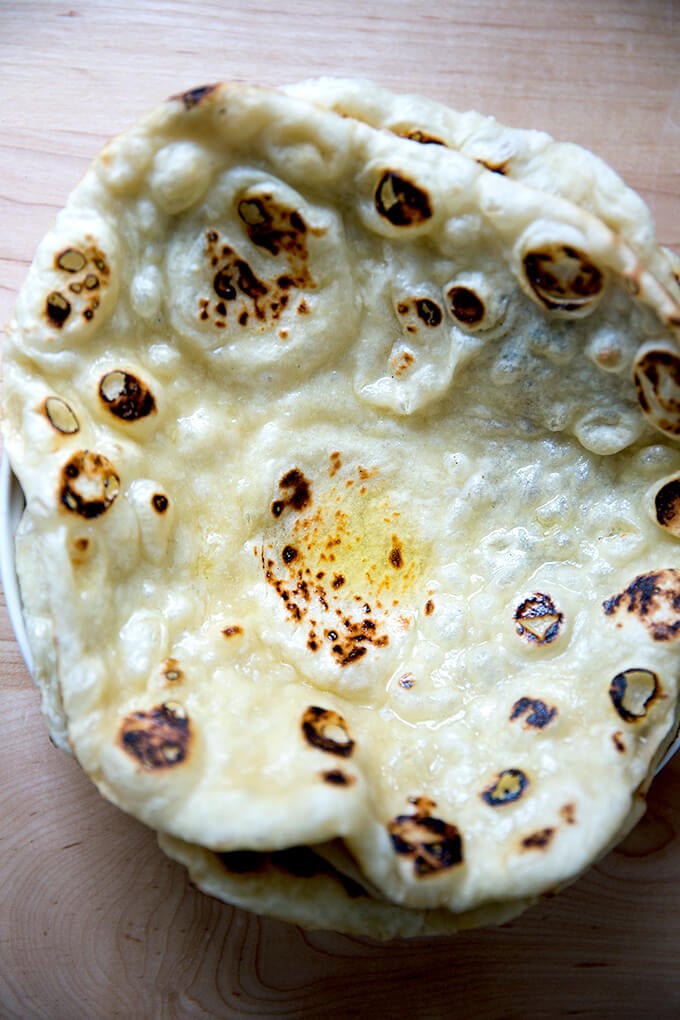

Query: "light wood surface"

xmin=2 ymin=2 xmax=680 ymax=1017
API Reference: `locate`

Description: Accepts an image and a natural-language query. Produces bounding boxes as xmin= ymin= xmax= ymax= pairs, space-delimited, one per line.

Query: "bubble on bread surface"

xmin=374 ymin=170 xmax=432 ymax=227
xmin=510 ymin=697 xmax=558 ymax=729
xmin=481 ymin=769 xmax=529 ymax=806
xmin=99 ymin=370 xmax=156 ymax=421
xmin=609 ymin=668 xmax=660 ymax=723
xmin=60 ymin=451 xmax=120 ymax=519
xmin=522 ymin=244 xmax=604 ymax=316
xmin=301 ymin=706 xmax=355 ymax=757
xmin=119 ymin=702 xmax=190 ymax=769
xmin=44 ymin=396 xmax=80 ymax=434
xmin=521 ymin=827 xmax=555 ymax=851
xmin=633 ymin=346 xmax=680 ymax=438
xmin=388 ymin=800 xmax=463 ymax=877
xmin=652 ymin=475 xmax=680 ymax=536
xmin=43 ymin=242 xmax=113 ymax=333
xmin=603 ymin=569 xmax=680 ymax=641
xmin=514 ymin=593 xmax=563 ymax=644
xmin=171 ymin=83 xmax=219 ymax=110
xmin=150 ymin=141 xmax=213 ymax=214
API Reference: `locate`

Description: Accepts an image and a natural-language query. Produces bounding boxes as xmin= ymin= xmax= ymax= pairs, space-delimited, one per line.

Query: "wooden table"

xmin=1 ymin=2 xmax=680 ymax=1016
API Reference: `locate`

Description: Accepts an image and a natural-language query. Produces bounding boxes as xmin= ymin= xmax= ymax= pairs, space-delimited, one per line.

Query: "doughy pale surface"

xmin=4 ymin=82 xmax=680 ymax=930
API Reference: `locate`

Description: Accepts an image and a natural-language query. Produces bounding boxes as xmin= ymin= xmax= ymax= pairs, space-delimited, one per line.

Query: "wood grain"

xmin=1 ymin=2 xmax=680 ymax=1017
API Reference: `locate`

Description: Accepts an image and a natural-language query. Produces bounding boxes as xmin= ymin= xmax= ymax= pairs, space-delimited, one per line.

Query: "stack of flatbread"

xmin=4 ymin=79 xmax=680 ymax=939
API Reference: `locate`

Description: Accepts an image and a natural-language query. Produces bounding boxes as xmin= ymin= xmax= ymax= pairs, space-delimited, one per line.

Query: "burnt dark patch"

xmin=271 ymin=468 xmax=312 ymax=518
xmin=514 ymin=593 xmax=564 ymax=644
xmin=424 ymin=599 xmax=435 ymax=616
xmin=405 ymin=128 xmax=447 ymax=146
xmin=152 ymin=493 xmax=169 ymax=514
xmin=609 ymin=668 xmax=660 ymax=723
xmin=161 ymin=658 xmax=183 ymax=683
xmin=55 ymin=248 xmax=87 ymax=273
xmin=388 ymin=807 xmax=463 ymax=877
xmin=322 ymin=769 xmax=354 ymax=786
xmin=475 ymin=157 xmax=509 ymax=175
xmin=99 ymin=370 xmax=156 ymax=421
xmin=119 ymin=703 xmax=190 ymax=769
xmin=389 ymin=535 xmax=404 ymax=570
xmin=481 ymin=769 xmax=529 ymax=807
xmin=603 ymin=569 xmax=680 ymax=641
xmin=45 ymin=291 xmax=71 ymax=327
xmin=447 ymin=285 xmax=485 ymax=326
xmin=633 ymin=349 xmax=680 ymax=436
xmin=523 ymin=246 xmax=603 ymax=312
xmin=415 ymin=298 xmax=443 ymax=327
xmin=301 ymin=706 xmax=355 ymax=757
xmin=60 ymin=450 xmax=120 ymax=519
xmin=282 ymin=544 xmax=299 ymax=564
xmin=612 ymin=731 xmax=626 ymax=753
xmin=375 ymin=170 xmax=432 ymax=227
xmin=222 ymin=625 xmax=243 ymax=638
xmin=173 ymin=83 xmax=218 ymax=110
xmin=213 ymin=268 xmax=237 ymax=301
xmin=238 ymin=195 xmax=308 ymax=260
xmin=521 ymin=827 xmax=555 ymax=850
xmin=654 ymin=478 xmax=680 ymax=534
xmin=510 ymin=697 xmax=558 ymax=729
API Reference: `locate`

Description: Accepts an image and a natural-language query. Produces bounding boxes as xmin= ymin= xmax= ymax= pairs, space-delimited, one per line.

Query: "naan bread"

xmin=4 ymin=82 xmax=680 ymax=933
xmin=284 ymin=77 xmax=680 ymax=302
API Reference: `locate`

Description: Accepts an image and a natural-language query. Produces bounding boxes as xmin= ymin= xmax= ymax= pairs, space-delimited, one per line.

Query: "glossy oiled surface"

xmin=1 ymin=2 xmax=680 ymax=1017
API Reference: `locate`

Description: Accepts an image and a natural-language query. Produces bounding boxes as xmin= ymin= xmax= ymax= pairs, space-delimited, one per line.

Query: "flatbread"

xmin=4 ymin=82 xmax=680 ymax=933
xmin=284 ymin=77 xmax=680 ymax=301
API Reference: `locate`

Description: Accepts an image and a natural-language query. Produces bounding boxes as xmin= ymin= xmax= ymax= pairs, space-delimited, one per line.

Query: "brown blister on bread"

xmin=200 ymin=200 xmax=320 ymax=333
xmin=271 ymin=468 xmax=312 ymax=518
xmin=321 ymin=769 xmax=355 ymax=786
xmin=475 ymin=157 xmax=509 ymax=176
xmin=481 ymin=768 xmax=529 ymax=806
xmin=634 ymin=348 xmax=680 ymax=437
xmin=99 ymin=370 xmax=156 ymax=421
xmin=119 ymin=702 xmax=191 ymax=768
xmin=238 ymin=194 xmax=320 ymax=283
xmin=161 ymin=658 xmax=183 ymax=684
xmin=402 ymin=128 xmax=447 ymax=147
xmin=523 ymin=245 xmax=604 ymax=314
xmin=47 ymin=243 xmax=110 ymax=328
xmin=172 ymin=84 xmax=219 ymax=110
xmin=388 ymin=804 xmax=463 ymax=877
xmin=447 ymin=285 xmax=486 ymax=326
xmin=510 ymin=697 xmax=558 ymax=729
xmin=44 ymin=396 xmax=80 ymax=434
xmin=151 ymin=492 xmax=169 ymax=514
xmin=514 ymin=593 xmax=564 ymax=645
xmin=520 ymin=827 xmax=555 ymax=850
xmin=609 ymin=668 xmax=660 ymax=723
xmin=60 ymin=450 xmax=120 ymax=519
xmin=375 ymin=171 xmax=432 ymax=227
xmin=654 ymin=477 xmax=680 ymax=536
xmin=301 ymin=706 xmax=355 ymax=757
xmin=603 ymin=569 xmax=680 ymax=641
